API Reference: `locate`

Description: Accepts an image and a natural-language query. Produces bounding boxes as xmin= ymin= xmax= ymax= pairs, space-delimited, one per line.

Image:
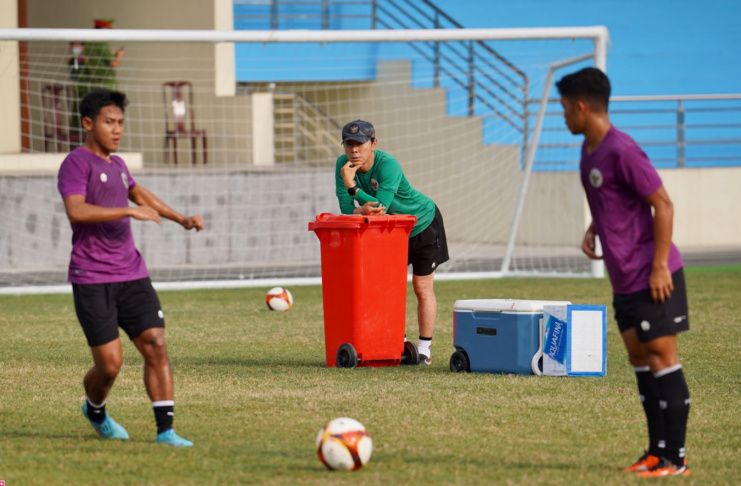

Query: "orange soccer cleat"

xmin=636 ymin=457 xmax=691 ymax=477
xmin=624 ymin=451 xmax=661 ymax=473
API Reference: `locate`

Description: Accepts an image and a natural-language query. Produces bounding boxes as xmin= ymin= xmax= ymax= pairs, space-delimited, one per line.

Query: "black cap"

xmin=341 ymin=120 xmax=375 ymax=144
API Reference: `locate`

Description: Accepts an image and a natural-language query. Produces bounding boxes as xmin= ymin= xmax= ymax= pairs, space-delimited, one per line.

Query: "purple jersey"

xmin=580 ymin=126 xmax=683 ymax=294
xmin=57 ymin=147 xmax=149 ymax=284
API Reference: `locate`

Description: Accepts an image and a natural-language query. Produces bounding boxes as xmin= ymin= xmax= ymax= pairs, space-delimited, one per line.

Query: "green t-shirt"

xmin=77 ymin=42 xmax=118 ymax=91
xmin=335 ymin=149 xmax=435 ymax=237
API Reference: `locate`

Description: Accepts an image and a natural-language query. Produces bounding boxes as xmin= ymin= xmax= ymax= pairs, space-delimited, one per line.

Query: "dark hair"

xmin=79 ymin=89 xmax=128 ymax=120
xmin=555 ymin=67 xmax=611 ymax=111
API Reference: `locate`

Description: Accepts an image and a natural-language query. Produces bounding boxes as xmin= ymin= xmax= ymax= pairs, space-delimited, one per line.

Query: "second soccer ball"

xmin=265 ymin=287 xmax=293 ymax=312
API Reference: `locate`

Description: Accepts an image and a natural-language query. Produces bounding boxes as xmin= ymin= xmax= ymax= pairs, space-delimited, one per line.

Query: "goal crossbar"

xmin=0 ymin=26 xmax=609 ymax=46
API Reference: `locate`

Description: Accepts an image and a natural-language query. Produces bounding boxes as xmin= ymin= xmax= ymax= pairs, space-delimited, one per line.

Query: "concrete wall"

xmin=524 ymin=172 xmax=585 ymax=245
xmin=0 ymin=0 xmax=20 ymax=154
xmin=522 ymin=167 xmax=741 ymax=250
xmin=0 ymin=152 xmax=142 ymax=172
xmin=1 ymin=166 xmax=739 ymax=284
xmin=660 ymin=167 xmax=741 ymax=249
xmin=0 ymin=168 xmax=337 ymax=284
xmin=26 ymin=0 xmax=211 ymax=29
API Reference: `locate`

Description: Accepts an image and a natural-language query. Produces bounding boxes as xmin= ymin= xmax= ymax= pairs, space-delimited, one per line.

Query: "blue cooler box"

xmin=451 ymin=299 xmax=571 ymax=374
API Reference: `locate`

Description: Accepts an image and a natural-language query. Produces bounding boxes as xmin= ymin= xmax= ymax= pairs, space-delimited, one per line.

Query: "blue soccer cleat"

xmin=81 ymin=403 xmax=129 ymax=440
xmin=156 ymin=429 xmax=194 ymax=447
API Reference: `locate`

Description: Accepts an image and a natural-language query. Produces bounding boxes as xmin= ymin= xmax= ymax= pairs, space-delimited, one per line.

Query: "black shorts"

xmin=72 ymin=277 xmax=165 ymax=347
xmin=613 ymin=269 xmax=689 ymax=342
xmin=408 ymin=206 xmax=449 ymax=276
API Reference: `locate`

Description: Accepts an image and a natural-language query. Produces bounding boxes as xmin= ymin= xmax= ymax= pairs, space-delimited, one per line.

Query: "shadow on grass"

xmin=0 ymin=428 xmax=152 ymax=445
xmin=379 ymin=450 xmax=603 ymax=473
xmin=0 ymin=429 xmax=82 ymax=441
xmin=176 ymin=355 xmax=435 ymax=372
xmin=176 ymin=355 xmax=327 ymax=369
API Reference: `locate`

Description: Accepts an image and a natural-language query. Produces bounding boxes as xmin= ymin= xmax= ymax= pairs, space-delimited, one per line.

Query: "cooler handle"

xmin=531 ymin=316 xmax=544 ymax=376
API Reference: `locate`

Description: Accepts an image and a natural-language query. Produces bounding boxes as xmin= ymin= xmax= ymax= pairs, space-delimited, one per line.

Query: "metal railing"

xmin=234 ymin=0 xmax=369 ymax=30
xmin=372 ymin=0 xmax=527 ymax=131
xmin=292 ymin=93 xmax=342 ymax=165
xmin=529 ymin=94 xmax=741 ymax=170
xmin=234 ymin=0 xmax=529 ymax=142
xmin=273 ymin=91 xmax=341 ymax=165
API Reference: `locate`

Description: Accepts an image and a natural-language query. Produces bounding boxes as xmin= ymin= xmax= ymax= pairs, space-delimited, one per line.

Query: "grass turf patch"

xmin=1 ymin=271 xmax=739 ymax=484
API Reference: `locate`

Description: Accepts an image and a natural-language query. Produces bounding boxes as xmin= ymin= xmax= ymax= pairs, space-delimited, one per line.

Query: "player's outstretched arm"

xmin=63 ymin=194 xmax=160 ymax=224
xmin=129 ymin=184 xmax=204 ymax=231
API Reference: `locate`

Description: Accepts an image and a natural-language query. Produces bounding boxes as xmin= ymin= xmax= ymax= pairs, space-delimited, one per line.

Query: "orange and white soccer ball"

xmin=265 ymin=287 xmax=293 ymax=312
xmin=315 ymin=417 xmax=373 ymax=471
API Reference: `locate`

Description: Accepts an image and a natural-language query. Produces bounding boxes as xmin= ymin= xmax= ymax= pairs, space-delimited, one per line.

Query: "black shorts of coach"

xmin=613 ymin=268 xmax=689 ymax=343
xmin=408 ymin=206 xmax=449 ymax=277
xmin=72 ymin=277 xmax=165 ymax=347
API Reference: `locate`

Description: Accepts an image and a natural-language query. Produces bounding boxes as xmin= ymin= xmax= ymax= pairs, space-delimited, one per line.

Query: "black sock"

xmin=634 ymin=366 xmax=666 ymax=456
xmin=86 ymin=397 xmax=106 ymax=424
xmin=655 ymin=365 xmax=690 ymax=467
xmin=153 ymin=401 xmax=175 ymax=434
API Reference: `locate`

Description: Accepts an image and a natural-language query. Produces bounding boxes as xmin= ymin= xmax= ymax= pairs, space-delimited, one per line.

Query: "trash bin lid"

xmin=454 ymin=299 xmax=572 ymax=313
xmin=308 ymin=213 xmax=417 ymax=231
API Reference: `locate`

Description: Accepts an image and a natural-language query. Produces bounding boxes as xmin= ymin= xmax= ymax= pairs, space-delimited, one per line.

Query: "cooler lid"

xmin=454 ymin=299 xmax=572 ymax=313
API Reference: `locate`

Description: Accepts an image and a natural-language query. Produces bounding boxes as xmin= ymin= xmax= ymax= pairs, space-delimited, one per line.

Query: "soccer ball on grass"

xmin=315 ymin=417 xmax=373 ymax=471
xmin=265 ymin=287 xmax=293 ymax=312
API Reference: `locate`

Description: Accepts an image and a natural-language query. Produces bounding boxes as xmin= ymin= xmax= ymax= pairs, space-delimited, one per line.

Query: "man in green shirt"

xmin=76 ymin=19 xmax=126 ymax=98
xmin=335 ymin=120 xmax=449 ymax=365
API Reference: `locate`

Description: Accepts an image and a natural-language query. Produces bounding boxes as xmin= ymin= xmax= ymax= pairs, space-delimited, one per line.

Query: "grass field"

xmin=1 ymin=266 xmax=740 ymax=485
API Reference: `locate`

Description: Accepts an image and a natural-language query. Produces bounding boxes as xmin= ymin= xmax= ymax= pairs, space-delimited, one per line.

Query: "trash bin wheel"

xmin=449 ymin=349 xmax=470 ymax=372
xmin=336 ymin=343 xmax=358 ymax=368
xmin=401 ymin=340 xmax=419 ymax=365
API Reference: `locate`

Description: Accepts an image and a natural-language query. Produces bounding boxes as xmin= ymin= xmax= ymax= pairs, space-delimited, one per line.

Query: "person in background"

xmin=334 ymin=120 xmax=449 ymax=366
xmin=68 ymin=41 xmax=85 ymax=81
xmin=67 ymin=40 xmax=86 ymax=141
xmin=76 ymin=19 xmax=126 ymax=94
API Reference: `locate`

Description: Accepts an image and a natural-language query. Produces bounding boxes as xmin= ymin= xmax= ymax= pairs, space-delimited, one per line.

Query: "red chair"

xmin=163 ymin=81 xmax=208 ymax=164
xmin=42 ymin=84 xmax=83 ymax=152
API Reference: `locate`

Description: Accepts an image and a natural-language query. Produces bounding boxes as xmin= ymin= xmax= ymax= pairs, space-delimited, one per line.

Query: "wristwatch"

xmin=348 ymin=185 xmax=360 ymax=197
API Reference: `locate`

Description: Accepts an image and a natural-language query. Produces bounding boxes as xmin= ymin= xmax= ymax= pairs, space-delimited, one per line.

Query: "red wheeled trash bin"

xmin=308 ymin=213 xmax=419 ymax=368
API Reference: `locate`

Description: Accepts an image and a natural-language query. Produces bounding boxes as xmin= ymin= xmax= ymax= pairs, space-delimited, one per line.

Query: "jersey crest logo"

xmin=589 ymin=168 xmax=603 ymax=188
xmin=121 ymin=172 xmax=129 ymax=189
xmin=371 ymin=178 xmax=379 ymax=191
xmin=100 ymin=173 xmax=108 ymax=183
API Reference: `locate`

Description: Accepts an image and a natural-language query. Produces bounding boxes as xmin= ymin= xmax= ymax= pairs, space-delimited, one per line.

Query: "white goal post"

xmin=0 ymin=26 xmax=608 ymax=293
xmin=1 ymin=26 xmax=609 ymax=44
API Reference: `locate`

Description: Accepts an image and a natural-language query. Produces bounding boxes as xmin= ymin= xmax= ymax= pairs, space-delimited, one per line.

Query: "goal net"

xmin=0 ymin=27 xmax=607 ymax=292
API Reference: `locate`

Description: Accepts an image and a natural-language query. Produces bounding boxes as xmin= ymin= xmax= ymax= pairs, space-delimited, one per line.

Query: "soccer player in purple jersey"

xmin=58 ymin=89 xmax=203 ymax=447
xmin=557 ymin=68 xmax=691 ymax=477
